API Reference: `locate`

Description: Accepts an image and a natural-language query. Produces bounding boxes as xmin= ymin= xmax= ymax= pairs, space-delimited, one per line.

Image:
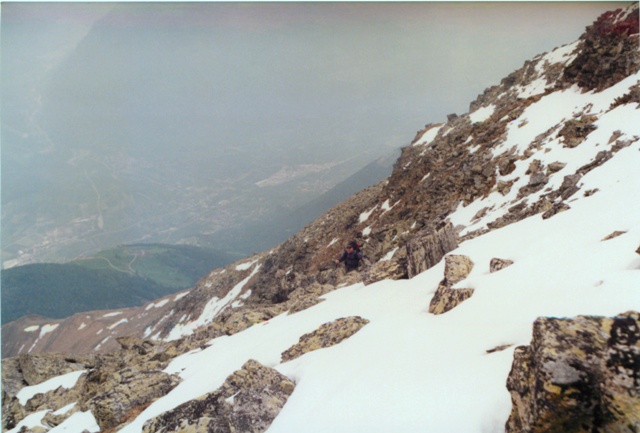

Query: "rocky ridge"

xmin=2 ymin=4 xmax=639 ymax=433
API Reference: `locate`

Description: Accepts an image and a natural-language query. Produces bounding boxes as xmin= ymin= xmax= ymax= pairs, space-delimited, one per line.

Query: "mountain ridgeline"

xmin=1 ymin=244 xmax=242 ymax=325
xmin=2 ymin=5 xmax=639 ymax=433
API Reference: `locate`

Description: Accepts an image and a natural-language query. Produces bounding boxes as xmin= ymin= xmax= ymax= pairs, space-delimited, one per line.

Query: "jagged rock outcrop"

xmin=561 ymin=7 xmax=639 ymax=91
xmin=363 ymin=248 xmax=408 ymax=285
xmin=16 ymin=353 xmax=96 ymax=389
xmin=142 ymin=359 xmax=295 ymax=433
xmin=84 ymin=367 xmax=180 ymax=430
xmin=281 ymin=316 xmax=370 ymax=362
xmin=406 ymin=222 xmax=458 ymax=278
xmin=1 ymin=336 xmax=188 ymax=431
xmin=428 ymin=254 xmax=475 ymax=315
xmin=505 ymin=312 xmax=640 ymax=433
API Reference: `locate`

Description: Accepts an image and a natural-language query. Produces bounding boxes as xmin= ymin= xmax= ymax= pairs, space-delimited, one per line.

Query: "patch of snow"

xmin=17 ymin=370 xmax=86 ymax=405
xmin=174 ymin=292 xmax=189 ymax=301
xmin=469 ymin=104 xmax=495 ymax=123
xmin=547 ymin=42 xmax=579 ymax=64
xmin=38 ymin=324 xmax=59 ymax=339
xmin=53 ymin=403 xmax=77 ymax=416
xmin=413 ymin=124 xmax=444 ymax=146
xmin=236 ymin=259 xmax=259 ymax=271
xmin=146 ymin=299 xmax=171 ymax=311
xmin=24 ymin=325 xmax=39 ymax=332
xmin=102 ymin=311 xmax=123 ymax=318
xmin=362 ymin=226 xmax=372 ymax=237
xmin=48 ymin=411 xmax=100 ymax=433
xmin=166 ymin=265 xmax=262 ymax=341
xmin=5 ymin=410 xmax=50 ymax=433
xmin=359 ymin=205 xmax=377 ymax=223
xmin=380 ymin=199 xmax=400 ymax=215
xmin=94 ymin=336 xmax=111 ymax=351
xmin=515 ymin=41 xmax=580 ymax=99
xmin=380 ymin=248 xmax=399 ymax=262
xmin=468 ymin=144 xmax=481 ymax=154
xmin=108 ymin=318 xmax=129 ymax=330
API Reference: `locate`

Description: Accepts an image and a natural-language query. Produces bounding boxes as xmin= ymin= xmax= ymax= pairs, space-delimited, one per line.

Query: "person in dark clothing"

xmin=335 ymin=241 xmax=363 ymax=272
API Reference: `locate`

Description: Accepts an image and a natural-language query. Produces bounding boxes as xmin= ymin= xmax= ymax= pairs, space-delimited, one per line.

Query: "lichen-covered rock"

xmin=1 ymin=352 xmax=98 ymax=431
xmin=428 ymin=255 xmax=475 ymax=315
xmin=558 ymin=116 xmax=598 ymax=148
xmin=281 ymin=316 xmax=370 ymax=362
xmin=287 ymin=283 xmax=334 ymax=314
xmin=505 ymin=311 xmax=640 ymax=433
xmin=142 ymin=359 xmax=295 ymax=433
xmin=16 ymin=353 xmax=96 ymax=388
xmin=83 ymin=367 xmax=180 ymax=430
xmin=428 ymin=284 xmax=475 ymax=315
xmin=406 ymin=222 xmax=458 ymax=278
xmin=542 ymin=202 xmax=571 ymax=220
xmin=1 ymin=394 xmax=27 ymax=432
xmin=442 ymin=254 xmax=474 ymax=285
xmin=559 ymin=173 xmax=582 ymax=200
xmin=363 ymin=248 xmax=408 ymax=285
xmin=490 ymin=258 xmax=515 ymax=273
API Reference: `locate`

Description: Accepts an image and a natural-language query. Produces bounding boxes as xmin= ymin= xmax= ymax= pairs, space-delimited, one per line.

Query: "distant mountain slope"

xmin=207 ymin=150 xmax=399 ymax=253
xmin=1 ymin=244 xmax=240 ymax=324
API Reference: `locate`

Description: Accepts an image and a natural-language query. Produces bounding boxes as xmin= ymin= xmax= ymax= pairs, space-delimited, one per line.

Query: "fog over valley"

xmin=1 ymin=2 xmax=624 ymax=268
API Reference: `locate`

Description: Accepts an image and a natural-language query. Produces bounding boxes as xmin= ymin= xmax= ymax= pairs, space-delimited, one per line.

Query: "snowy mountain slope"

xmin=3 ymin=4 xmax=639 ymax=433
xmin=8 ymin=113 xmax=639 ymax=433
xmin=115 ymin=68 xmax=640 ymax=433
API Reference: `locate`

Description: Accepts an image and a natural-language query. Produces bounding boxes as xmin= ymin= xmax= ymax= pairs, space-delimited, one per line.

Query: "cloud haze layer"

xmin=1 ymin=2 xmax=627 ymax=265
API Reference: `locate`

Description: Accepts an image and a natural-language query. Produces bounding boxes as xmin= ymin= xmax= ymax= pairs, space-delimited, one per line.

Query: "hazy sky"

xmin=2 ymin=1 xmax=627 ymax=131
xmin=0 ymin=1 xmax=630 ymax=263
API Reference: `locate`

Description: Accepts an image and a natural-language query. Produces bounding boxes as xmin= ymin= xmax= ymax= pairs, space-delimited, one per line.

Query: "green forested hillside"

xmin=1 ymin=244 xmax=241 ymax=324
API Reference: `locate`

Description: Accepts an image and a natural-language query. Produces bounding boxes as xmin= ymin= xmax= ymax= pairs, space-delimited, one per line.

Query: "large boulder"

xmin=406 ymin=222 xmax=458 ymax=278
xmin=363 ymin=247 xmax=408 ymax=285
xmin=505 ymin=311 xmax=640 ymax=433
xmin=428 ymin=255 xmax=475 ymax=315
xmin=83 ymin=366 xmax=180 ymax=430
xmin=15 ymin=353 xmax=96 ymax=388
xmin=142 ymin=359 xmax=295 ymax=433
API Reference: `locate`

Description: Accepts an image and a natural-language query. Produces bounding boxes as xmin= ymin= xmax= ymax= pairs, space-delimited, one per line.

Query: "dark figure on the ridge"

xmin=335 ymin=241 xmax=363 ymax=272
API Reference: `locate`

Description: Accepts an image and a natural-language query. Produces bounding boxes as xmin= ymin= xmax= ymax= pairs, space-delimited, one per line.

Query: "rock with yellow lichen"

xmin=281 ymin=316 xmax=370 ymax=363
xmin=428 ymin=254 xmax=475 ymax=315
xmin=505 ymin=311 xmax=640 ymax=433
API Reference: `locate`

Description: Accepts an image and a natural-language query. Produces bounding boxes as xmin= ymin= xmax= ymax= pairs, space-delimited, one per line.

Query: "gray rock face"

xmin=142 ymin=360 xmax=295 ymax=433
xmin=363 ymin=247 xmax=408 ymax=285
xmin=406 ymin=222 xmax=458 ymax=278
xmin=505 ymin=312 xmax=640 ymax=433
